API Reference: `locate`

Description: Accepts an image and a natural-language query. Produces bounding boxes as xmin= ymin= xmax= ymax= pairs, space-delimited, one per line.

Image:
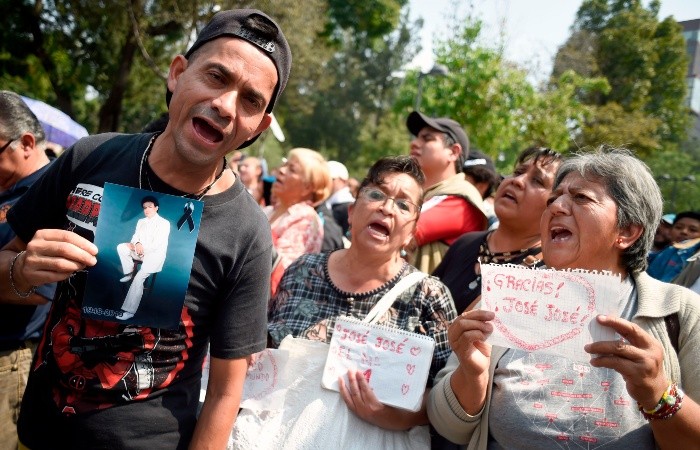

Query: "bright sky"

xmin=408 ymin=0 xmax=700 ymax=83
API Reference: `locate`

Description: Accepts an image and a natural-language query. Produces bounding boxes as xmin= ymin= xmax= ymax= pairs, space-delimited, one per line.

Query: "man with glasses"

xmin=0 ymin=90 xmax=55 ymax=449
xmin=406 ymin=111 xmax=487 ymax=273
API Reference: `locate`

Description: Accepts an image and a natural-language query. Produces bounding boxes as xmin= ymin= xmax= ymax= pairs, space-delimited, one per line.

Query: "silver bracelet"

xmin=9 ymin=251 xmax=36 ymax=299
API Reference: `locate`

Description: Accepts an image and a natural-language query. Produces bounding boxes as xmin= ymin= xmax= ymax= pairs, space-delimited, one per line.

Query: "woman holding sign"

xmin=231 ymin=156 xmax=456 ymax=448
xmin=428 ymin=149 xmax=700 ymax=448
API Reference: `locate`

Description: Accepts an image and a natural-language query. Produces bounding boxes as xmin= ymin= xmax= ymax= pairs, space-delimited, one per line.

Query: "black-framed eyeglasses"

xmin=359 ymin=187 xmax=419 ymax=216
xmin=0 ymin=137 xmax=18 ymax=154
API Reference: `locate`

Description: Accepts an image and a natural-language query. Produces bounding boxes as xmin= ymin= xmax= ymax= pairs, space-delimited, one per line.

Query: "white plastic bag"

xmin=229 ymin=336 xmax=429 ymax=450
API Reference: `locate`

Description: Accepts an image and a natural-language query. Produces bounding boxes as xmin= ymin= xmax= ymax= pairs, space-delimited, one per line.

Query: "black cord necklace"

xmin=138 ymin=133 xmax=228 ymax=201
xmin=468 ymin=233 xmax=543 ymax=291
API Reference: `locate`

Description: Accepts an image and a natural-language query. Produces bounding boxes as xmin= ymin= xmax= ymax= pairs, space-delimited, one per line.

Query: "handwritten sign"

xmin=479 ymin=264 xmax=621 ymax=361
xmin=322 ymin=317 xmax=435 ymax=412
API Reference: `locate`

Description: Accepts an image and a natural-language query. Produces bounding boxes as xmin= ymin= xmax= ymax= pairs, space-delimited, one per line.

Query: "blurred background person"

xmin=673 ymin=247 xmax=700 ymax=294
xmin=315 ymin=195 xmax=345 ymax=253
xmin=227 ymin=150 xmax=244 ymax=174
xmin=429 ymin=149 xmax=700 ymax=449
xmin=650 ymin=213 xmax=675 ymax=257
xmin=462 ymin=149 xmax=501 ymax=230
xmin=238 ymin=156 xmax=265 ymax=206
xmin=0 ymin=91 xmax=56 ymax=449
xmin=647 ymin=211 xmax=700 ymax=282
xmin=434 ymin=146 xmax=562 ymax=314
xmin=326 ymin=160 xmax=355 ymax=237
xmin=406 ymin=111 xmax=487 ymax=273
xmin=348 ymin=176 xmax=360 ymax=199
xmin=233 ymin=156 xmax=456 ymax=448
xmin=266 ymin=148 xmax=329 ymax=295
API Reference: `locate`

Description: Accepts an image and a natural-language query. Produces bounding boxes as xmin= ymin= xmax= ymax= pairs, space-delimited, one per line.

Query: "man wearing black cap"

xmin=406 ymin=111 xmax=487 ymax=273
xmin=462 ymin=149 xmax=500 ymax=200
xmin=1 ymin=9 xmax=291 ymax=448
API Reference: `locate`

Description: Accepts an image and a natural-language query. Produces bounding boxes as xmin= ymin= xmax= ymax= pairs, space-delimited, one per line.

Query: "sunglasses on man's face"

xmin=0 ymin=138 xmax=18 ymax=154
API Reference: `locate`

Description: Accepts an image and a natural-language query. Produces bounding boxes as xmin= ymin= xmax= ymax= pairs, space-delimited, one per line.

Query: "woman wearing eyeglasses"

xmin=235 ymin=156 xmax=456 ymax=447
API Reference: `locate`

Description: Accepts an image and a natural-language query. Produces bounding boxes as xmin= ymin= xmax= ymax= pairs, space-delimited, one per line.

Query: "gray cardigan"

xmin=427 ymin=272 xmax=700 ymax=449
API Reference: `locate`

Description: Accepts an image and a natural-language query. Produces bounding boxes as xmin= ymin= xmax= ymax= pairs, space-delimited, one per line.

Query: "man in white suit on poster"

xmin=116 ymin=195 xmax=170 ymax=320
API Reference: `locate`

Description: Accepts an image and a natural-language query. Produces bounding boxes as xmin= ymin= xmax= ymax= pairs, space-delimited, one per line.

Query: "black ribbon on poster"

xmin=177 ymin=201 xmax=195 ymax=232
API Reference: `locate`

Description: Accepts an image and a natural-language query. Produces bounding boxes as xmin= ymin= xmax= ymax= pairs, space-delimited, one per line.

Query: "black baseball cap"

xmin=463 ymin=149 xmax=496 ymax=173
xmin=167 ymin=9 xmax=292 ymax=149
xmin=406 ymin=111 xmax=470 ymax=164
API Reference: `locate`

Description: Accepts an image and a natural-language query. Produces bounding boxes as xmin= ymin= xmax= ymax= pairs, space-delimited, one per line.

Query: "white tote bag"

xmin=229 ymin=272 xmax=430 ymax=450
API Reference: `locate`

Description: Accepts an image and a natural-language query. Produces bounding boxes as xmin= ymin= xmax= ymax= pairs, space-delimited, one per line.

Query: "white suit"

xmin=117 ymin=213 xmax=171 ymax=315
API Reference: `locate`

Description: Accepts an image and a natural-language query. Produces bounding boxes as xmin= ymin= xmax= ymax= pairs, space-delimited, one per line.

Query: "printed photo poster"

xmin=82 ymin=183 xmax=203 ymax=329
xmin=479 ymin=263 xmax=621 ymax=362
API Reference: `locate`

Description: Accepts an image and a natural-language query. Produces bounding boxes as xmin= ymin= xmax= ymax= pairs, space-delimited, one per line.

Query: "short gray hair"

xmin=0 ymin=91 xmax=45 ymax=145
xmin=553 ymin=147 xmax=662 ymax=274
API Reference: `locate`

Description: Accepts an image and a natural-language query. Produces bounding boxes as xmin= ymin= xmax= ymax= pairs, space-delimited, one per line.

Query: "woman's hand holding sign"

xmin=585 ymin=314 xmax=700 ymax=447
xmin=585 ymin=314 xmax=668 ymax=409
xmin=447 ymin=309 xmax=494 ymax=415
xmin=339 ymin=369 xmax=428 ymax=431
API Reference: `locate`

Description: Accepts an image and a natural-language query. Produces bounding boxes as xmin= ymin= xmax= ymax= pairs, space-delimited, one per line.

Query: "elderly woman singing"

xmin=428 ymin=149 xmax=700 ymax=448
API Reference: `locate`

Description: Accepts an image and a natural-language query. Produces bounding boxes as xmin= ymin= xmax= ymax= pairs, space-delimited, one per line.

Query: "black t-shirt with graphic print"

xmin=8 ymin=133 xmax=272 ymax=449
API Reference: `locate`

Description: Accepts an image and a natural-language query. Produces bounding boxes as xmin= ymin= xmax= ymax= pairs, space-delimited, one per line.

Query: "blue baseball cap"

xmin=661 ymin=214 xmax=676 ymax=225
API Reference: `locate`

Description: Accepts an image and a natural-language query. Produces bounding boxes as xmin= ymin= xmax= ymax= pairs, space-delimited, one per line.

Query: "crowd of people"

xmin=0 ymin=6 xmax=698 ymax=450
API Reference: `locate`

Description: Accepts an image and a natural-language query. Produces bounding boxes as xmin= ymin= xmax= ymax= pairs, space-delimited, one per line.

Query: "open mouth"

xmin=368 ymin=222 xmax=390 ymax=239
xmin=502 ymin=191 xmax=517 ymax=202
xmin=193 ymin=117 xmax=223 ymax=143
xmin=550 ymin=226 xmax=572 ymax=242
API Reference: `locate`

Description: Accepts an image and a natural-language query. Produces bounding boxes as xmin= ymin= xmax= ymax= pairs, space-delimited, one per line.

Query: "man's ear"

xmin=18 ymin=133 xmax=36 ymax=155
xmin=253 ymin=114 xmax=272 ymax=136
xmin=239 ymin=114 xmax=272 ymax=148
xmin=167 ymin=55 xmax=188 ymax=94
xmin=448 ymin=143 xmax=461 ymax=163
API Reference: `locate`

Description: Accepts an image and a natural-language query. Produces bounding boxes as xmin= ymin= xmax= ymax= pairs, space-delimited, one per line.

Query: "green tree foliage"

xmin=0 ymin=0 xmax=207 ymax=134
xmin=392 ymin=10 xmax=601 ymax=169
xmin=394 ymin=16 xmax=533 ymax=161
xmin=644 ymin=147 xmax=700 ymax=213
xmin=323 ymin=0 xmax=407 ymax=43
xmin=282 ymin=9 xmax=421 ymax=173
xmin=527 ymin=71 xmax=609 ymax=153
xmin=554 ymin=0 xmax=689 ymax=155
xmin=0 ymin=0 xmax=408 ymax=167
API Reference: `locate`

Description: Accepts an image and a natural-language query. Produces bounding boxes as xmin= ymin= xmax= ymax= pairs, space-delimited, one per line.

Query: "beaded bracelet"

xmin=638 ymin=383 xmax=684 ymax=421
xmin=9 ymin=251 xmax=37 ymax=299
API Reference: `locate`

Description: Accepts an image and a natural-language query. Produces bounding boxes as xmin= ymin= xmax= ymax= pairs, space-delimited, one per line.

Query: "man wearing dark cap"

xmin=463 ymin=149 xmax=501 ymax=229
xmin=406 ymin=111 xmax=487 ymax=273
xmin=462 ymin=149 xmax=500 ymax=200
xmin=1 ymin=9 xmax=291 ymax=448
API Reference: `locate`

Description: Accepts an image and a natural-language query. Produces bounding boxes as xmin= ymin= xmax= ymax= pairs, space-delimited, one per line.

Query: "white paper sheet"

xmin=322 ymin=317 xmax=435 ymax=412
xmin=479 ymin=264 xmax=621 ymax=362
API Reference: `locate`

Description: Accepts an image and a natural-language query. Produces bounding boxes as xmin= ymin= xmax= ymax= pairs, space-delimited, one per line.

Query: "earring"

xmin=400 ymin=248 xmax=407 ymax=258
